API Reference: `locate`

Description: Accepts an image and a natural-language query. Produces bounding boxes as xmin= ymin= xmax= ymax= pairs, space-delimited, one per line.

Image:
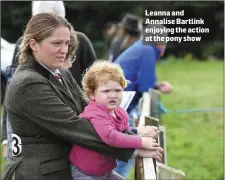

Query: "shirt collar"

xmin=39 ymin=63 xmax=60 ymax=76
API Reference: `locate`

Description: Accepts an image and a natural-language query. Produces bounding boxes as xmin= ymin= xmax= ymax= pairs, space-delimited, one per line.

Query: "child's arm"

xmin=121 ymin=108 xmax=158 ymax=138
xmin=120 ymin=107 xmax=138 ymax=134
xmin=82 ymin=105 xmax=159 ymax=150
xmin=82 ymin=106 xmax=142 ymax=149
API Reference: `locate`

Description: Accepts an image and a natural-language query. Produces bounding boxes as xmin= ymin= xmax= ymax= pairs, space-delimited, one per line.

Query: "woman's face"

xmin=30 ymin=26 xmax=71 ymax=70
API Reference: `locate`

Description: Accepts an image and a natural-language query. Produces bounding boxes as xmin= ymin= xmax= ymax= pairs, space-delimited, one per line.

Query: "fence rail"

xmin=135 ymin=89 xmax=186 ymax=180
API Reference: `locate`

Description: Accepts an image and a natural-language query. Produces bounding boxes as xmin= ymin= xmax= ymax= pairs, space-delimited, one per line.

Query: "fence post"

xmin=149 ymin=90 xmax=185 ymax=179
xmin=137 ymin=92 xmax=157 ymax=180
xmin=159 ymin=126 xmax=167 ymax=165
xmin=150 ymin=89 xmax=161 ymax=124
xmin=135 ymin=90 xmax=185 ymax=180
xmin=134 ymin=114 xmax=142 ymax=180
xmin=149 ymin=89 xmax=167 ymax=165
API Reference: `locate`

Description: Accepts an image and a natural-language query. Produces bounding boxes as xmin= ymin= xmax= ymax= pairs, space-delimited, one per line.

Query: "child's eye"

xmin=103 ymin=90 xmax=109 ymax=93
xmin=116 ymin=89 xmax=122 ymax=92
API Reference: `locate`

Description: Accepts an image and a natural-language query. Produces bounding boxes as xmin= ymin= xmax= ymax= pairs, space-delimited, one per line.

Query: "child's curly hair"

xmin=82 ymin=60 xmax=128 ymax=100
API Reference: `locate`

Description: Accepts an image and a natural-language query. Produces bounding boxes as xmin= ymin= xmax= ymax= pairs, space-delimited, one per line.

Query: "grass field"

xmin=1 ymin=58 xmax=224 ymax=179
xmin=127 ymin=58 xmax=223 ymax=180
xmin=156 ymin=58 xmax=223 ymax=179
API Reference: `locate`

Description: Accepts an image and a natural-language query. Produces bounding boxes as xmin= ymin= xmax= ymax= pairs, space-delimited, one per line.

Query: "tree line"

xmin=1 ymin=1 xmax=224 ymax=59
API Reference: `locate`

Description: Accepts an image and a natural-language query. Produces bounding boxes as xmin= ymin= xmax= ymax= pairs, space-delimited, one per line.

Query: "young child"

xmin=69 ymin=60 xmax=159 ymax=180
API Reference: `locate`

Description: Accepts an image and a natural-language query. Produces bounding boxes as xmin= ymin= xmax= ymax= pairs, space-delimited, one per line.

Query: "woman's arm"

xmin=15 ymin=81 xmax=135 ymax=162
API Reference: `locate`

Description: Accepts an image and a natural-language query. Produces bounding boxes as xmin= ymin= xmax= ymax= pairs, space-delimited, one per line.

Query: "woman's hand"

xmin=138 ymin=147 xmax=164 ymax=162
xmin=137 ymin=126 xmax=158 ymax=138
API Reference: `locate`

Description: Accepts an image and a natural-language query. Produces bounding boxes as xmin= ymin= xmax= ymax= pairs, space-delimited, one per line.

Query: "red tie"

xmin=55 ymin=73 xmax=61 ymax=80
xmin=55 ymin=73 xmax=63 ymax=84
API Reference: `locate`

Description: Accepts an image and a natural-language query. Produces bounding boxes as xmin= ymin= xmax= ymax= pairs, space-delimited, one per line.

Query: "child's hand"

xmin=141 ymin=137 xmax=159 ymax=150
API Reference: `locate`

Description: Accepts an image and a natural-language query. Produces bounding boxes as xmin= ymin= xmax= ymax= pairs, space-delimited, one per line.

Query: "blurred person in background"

xmin=1 ymin=0 xmax=95 ymax=161
xmin=108 ymin=13 xmax=142 ymax=62
xmin=114 ymin=24 xmax=173 ymax=178
xmin=103 ymin=22 xmax=118 ymax=49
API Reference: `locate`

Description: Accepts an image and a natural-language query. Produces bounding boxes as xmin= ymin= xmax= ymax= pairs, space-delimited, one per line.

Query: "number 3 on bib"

xmin=12 ymin=134 xmax=22 ymax=156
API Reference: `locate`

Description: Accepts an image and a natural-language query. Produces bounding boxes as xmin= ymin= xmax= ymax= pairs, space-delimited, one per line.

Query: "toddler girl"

xmin=69 ymin=60 xmax=159 ymax=180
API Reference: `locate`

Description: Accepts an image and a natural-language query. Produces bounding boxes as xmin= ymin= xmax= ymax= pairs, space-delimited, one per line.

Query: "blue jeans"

xmin=115 ymin=159 xmax=135 ymax=178
xmin=114 ymin=106 xmax=140 ymax=177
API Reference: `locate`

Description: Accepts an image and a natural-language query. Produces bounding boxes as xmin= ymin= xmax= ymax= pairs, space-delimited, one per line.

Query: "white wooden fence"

xmin=134 ymin=89 xmax=186 ymax=180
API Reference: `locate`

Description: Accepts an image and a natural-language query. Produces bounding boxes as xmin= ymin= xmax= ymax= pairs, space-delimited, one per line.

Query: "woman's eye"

xmin=53 ymin=42 xmax=61 ymax=45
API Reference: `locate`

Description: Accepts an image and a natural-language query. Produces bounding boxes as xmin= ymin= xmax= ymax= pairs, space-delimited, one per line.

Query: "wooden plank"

xmin=148 ymin=90 xmax=161 ymax=178
xmin=138 ymin=92 xmax=156 ymax=180
xmin=135 ymin=156 xmax=142 ymax=180
xmin=144 ymin=116 xmax=159 ymax=177
xmin=149 ymin=89 xmax=162 ymax=124
xmin=138 ymin=120 xmax=157 ymax=179
xmin=159 ymin=126 xmax=167 ymax=165
xmin=157 ymin=163 xmax=185 ymax=180
xmin=149 ymin=90 xmax=167 ymax=165
xmin=143 ymin=158 xmax=156 ymax=180
xmin=141 ymin=93 xmax=151 ymax=117
xmin=145 ymin=116 xmax=159 ymax=128
xmin=134 ymin=114 xmax=142 ymax=180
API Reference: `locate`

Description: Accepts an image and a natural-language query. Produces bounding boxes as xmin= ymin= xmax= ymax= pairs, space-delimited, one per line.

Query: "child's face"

xmin=91 ymin=80 xmax=123 ymax=112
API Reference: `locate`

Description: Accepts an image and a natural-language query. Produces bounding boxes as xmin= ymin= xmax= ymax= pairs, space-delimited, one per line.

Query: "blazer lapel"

xmin=49 ymin=73 xmax=74 ymax=102
xmin=60 ymin=74 xmax=81 ymax=104
xmin=26 ymin=54 xmax=77 ymax=109
xmin=59 ymin=73 xmax=83 ymax=111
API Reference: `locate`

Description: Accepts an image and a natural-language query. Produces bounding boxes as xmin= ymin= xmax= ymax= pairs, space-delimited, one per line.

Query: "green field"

xmin=156 ymin=58 xmax=223 ymax=179
xmin=1 ymin=59 xmax=224 ymax=179
xmin=127 ymin=58 xmax=223 ymax=180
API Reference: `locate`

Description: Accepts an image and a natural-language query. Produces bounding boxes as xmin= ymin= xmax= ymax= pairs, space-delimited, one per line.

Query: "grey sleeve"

xmin=1 ymin=105 xmax=7 ymax=142
xmin=15 ymin=82 xmax=135 ymax=162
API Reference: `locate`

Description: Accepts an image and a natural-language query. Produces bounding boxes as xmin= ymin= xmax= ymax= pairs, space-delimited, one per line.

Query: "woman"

xmin=3 ymin=13 xmax=161 ymax=180
xmin=3 ymin=13 xmax=130 ymax=180
xmin=1 ymin=0 xmax=77 ymax=160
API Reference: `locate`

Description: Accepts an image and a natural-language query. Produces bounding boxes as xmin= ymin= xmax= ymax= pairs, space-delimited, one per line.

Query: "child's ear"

xmin=90 ymin=94 xmax=95 ymax=101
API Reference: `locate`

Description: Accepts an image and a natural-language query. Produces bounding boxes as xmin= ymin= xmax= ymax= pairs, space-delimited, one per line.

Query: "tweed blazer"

xmin=3 ymin=54 xmax=134 ymax=180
